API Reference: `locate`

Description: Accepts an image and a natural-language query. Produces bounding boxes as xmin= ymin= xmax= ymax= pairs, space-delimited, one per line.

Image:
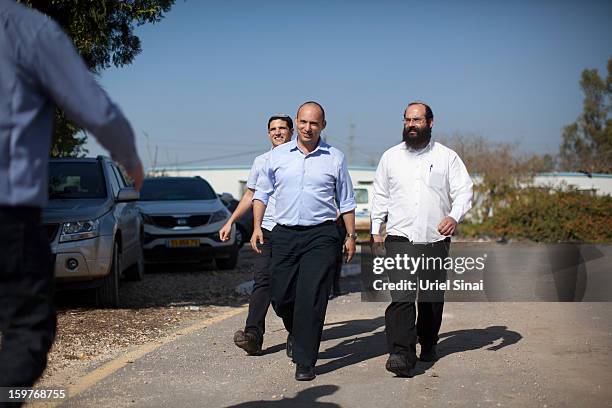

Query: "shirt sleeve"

xmin=370 ymin=152 xmax=389 ymax=234
xmin=30 ymin=20 xmax=139 ymax=171
xmin=253 ymin=156 xmax=274 ymax=205
xmin=448 ymin=153 xmax=474 ymax=223
xmin=335 ymin=152 xmax=356 ymax=213
xmin=246 ymin=160 xmax=259 ymax=190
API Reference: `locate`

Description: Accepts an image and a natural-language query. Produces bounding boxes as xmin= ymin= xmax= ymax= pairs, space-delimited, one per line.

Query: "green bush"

xmin=460 ymin=188 xmax=612 ymax=243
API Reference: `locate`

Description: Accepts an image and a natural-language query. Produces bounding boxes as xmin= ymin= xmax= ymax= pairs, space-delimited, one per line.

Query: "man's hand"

xmin=219 ymin=221 xmax=232 ymax=242
xmin=437 ymin=216 xmax=457 ymax=236
xmin=344 ymin=238 xmax=356 ymax=263
xmin=250 ymin=227 xmax=264 ymax=254
xmin=126 ymin=160 xmax=145 ymax=191
xmin=371 ymin=234 xmax=385 ymax=257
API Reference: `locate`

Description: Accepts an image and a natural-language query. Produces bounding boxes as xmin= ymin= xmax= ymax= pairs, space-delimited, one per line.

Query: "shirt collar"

xmin=289 ymin=138 xmax=331 ymax=156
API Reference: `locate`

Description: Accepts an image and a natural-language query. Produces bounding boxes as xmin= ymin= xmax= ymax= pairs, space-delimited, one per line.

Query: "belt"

xmin=386 ymin=235 xmax=451 ymax=246
xmin=278 ymin=220 xmax=335 ymax=231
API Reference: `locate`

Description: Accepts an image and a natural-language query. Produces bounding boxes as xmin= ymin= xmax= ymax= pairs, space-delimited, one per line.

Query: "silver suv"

xmin=43 ymin=156 xmax=143 ymax=307
xmin=138 ymin=177 xmax=239 ymax=269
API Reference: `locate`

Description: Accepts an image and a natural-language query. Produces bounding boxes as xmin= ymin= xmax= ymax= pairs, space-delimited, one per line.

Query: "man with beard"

xmin=219 ymin=114 xmax=293 ymax=355
xmin=370 ymin=101 xmax=473 ymax=377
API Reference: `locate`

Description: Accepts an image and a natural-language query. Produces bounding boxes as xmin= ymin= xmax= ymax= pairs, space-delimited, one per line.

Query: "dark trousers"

xmin=269 ymin=222 xmax=339 ymax=366
xmin=384 ymin=235 xmax=449 ymax=362
xmin=244 ymin=228 xmax=272 ymax=343
xmin=0 ymin=208 xmax=56 ymax=388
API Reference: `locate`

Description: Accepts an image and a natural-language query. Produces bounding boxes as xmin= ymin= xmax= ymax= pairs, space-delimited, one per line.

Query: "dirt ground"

xmin=35 ymin=248 xmax=257 ymax=388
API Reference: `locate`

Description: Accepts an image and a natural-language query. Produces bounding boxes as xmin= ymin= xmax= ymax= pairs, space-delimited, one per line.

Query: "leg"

xmin=244 ymin=229 xmax=272 ymax=343
xmin=0 ymin=212 xmax=56 ymax=387
xmin=269 ymin=226 xmax=301 ymax=334
xmin=291 ymin=224 xmax=339 ymax=366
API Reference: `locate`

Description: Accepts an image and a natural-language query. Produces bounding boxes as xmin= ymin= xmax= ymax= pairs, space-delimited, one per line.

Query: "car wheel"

xmin=97 ymin=241 xmax=120 ymax=307
xmin=124 ymin=245 xmax=145 ymax=281
xmin=216 ymin=246 xmax=239 ymax=270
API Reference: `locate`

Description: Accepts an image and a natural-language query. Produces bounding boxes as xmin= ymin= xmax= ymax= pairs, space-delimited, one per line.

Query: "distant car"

xmin=43 ymin=156 xmax=144 ymax=308
xmin=218 ymin=192 xmax=254 ymax=248
xmin=138 ymin=177 xmax=239 ymax=269
xmin=354 ymin=185 xmax=372 ymax=240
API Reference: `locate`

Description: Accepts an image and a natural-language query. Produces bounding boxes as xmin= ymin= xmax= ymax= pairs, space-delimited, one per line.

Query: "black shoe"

xmin=233 ymin=330 xmax=262 ymax=356
xmin=286 ymin=334 xmax=293 ymax=358
xmin=295 ymin=364 xmax=316 ymax=381
xmin=420 ymin=345 xmax=438 ymax=362
xmin=385 ymin=354 xmax=415 ymax=377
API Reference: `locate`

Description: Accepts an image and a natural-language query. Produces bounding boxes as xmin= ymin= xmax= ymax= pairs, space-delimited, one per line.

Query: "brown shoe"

xmin=233 ymin=330 xmax=262 ymax=356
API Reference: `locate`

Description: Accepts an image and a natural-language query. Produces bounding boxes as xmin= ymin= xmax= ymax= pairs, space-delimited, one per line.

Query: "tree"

xmin=441 ymin=133 xmax=554 ymax=224
xmin=20 ymin=0 xmax=175 ymax=157
xmin=560 ymin=58 xmax=612 ymax=173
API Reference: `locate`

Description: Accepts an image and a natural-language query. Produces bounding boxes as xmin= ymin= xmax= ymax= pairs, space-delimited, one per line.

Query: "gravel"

xmin=35 ymin=248 xmax=258 ymax=387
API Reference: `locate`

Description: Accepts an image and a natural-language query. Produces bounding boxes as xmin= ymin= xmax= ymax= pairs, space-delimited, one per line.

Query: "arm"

xmin=250 ymin=199 xmax=267 ymax=253
xmin=31 ymin=20 xmax=143 ymax=187
xmin=341 ymin=210 xmax=356 ymax=263
xmin=335 ymin=153 xmax=357 ymax=262
xmin=371 ymin=154 xmax=389 ymax=243
xmin=250 ymin=158 xmax=275 ymax=253
xmin=438 ymin=154 xmax=474 ymax=236
xmin=219 ymin=188 xmax=254 ymax=241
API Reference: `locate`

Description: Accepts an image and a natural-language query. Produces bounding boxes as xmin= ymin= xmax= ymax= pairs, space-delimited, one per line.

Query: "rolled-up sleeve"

xmin=370 ymin=153 xmax=389 ymax=234
xmin=30 ymin=20 xmax=139 ymax=171
xmin=253 ymin=157 xmax=274 ymax=205
xmin=448 ymin=153 xmax=473 ymax=223
xmin=335 ymin=154 xmax=356 ymax=213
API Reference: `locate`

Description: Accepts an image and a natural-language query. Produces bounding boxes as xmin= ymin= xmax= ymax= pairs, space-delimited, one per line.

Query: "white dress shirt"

xmin=370 ymin=140 xmax=473 ymax=243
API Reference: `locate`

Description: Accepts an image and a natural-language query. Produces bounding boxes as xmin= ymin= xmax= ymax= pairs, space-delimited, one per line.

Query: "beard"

xmin=403 ymin=126 xmax=432 ymax=149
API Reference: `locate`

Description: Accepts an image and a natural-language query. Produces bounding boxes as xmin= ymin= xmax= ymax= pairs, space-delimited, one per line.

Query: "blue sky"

xmin=86 ymin=0 xmax=612 ymax=169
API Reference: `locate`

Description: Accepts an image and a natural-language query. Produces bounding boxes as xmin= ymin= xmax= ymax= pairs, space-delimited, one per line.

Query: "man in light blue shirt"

xmin=218 ymin=114 xmax=293 ymax=356
xmin=251 ymin=101 xmax=356 ymax=381
xmin=0 ymin=0 xmax=143 ymax=389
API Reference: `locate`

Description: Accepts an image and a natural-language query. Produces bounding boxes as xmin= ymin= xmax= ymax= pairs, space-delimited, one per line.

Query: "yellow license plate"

xmin=167 ymin=239 xmax=200 ymax=248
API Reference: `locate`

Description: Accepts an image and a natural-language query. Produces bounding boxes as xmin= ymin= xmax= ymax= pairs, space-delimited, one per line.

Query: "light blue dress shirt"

xmin=254 ymin=139 xmax=356 ymax=226
xmin=247 ymin=150 xmax=276 ymax=231
xmin=0 ymin=0 xmax=139 ymax=207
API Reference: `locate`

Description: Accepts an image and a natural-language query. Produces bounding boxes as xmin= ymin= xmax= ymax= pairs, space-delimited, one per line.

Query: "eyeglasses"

xmin=403 ymin=117 xmax=426 ymax=125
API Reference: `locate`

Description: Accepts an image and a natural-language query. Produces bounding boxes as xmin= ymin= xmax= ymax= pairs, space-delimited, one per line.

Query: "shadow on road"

xmin=314 ymin=321 xmax=522 ymax=376
xmin=227 ymin=385 xmax=340 ymax=408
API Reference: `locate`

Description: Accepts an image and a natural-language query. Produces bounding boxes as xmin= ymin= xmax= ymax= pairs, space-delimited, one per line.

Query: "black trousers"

xmin=384 ymin=235 xmax=449 ymax=362
xmin=244 ymin=228 xmax=272 ymax=343
xmin=0 ymin=207 xmax=56 ymax=388
xmin=269 ymin=222 xmax=339 ymax=366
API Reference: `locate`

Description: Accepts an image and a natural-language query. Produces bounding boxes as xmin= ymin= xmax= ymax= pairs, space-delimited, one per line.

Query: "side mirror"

xmin=117 ymin=187 xmax=140 ymax=202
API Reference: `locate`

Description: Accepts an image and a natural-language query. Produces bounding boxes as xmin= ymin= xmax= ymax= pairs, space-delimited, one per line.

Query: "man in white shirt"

xmin=371 ymin=101 xmax=473 ymax=377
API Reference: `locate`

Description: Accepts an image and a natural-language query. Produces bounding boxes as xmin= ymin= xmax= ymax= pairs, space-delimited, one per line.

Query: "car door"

xmin=110 ymin=164 xmax=140 ymax=261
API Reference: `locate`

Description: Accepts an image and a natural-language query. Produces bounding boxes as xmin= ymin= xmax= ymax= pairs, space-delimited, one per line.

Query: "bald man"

xmin=251 ymin=101 xmax=356 ymax=381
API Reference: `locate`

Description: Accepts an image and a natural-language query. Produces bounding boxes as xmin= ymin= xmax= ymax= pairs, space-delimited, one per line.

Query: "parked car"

xmin=138 ymin=177 xmax=239 ymax=269
xmin=43 ymin=156 xmax=144 ymax=308
xmin=354 ymin=184 xmax=372 ymax=240
xmin=217 ymin=192 xmax=254 ymax=248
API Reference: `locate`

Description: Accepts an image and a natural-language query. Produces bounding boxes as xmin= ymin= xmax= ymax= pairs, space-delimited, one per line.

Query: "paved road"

xmin=60 ymin=294 xmax=611 ymax=407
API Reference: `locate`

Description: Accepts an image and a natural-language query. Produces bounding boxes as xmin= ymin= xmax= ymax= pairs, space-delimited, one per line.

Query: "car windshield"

xmin=140 ymin=178 xmax=217 ymax=201
xmin=48 ymin=162 xmax=107 ymax=199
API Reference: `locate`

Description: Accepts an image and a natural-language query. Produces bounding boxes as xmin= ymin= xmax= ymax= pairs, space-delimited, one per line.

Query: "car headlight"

xmin=209 ymin=209 xmax=229 ymax=224
xmin=59 ymin=219 xmax=100 ymax=242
